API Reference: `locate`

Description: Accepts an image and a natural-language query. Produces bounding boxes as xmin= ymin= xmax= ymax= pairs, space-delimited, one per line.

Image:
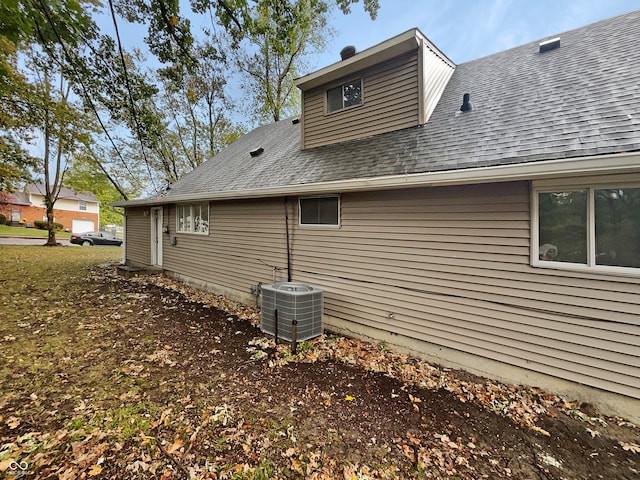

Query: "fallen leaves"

xmin=2 ymin=252 xmax=639 ymax=480
xmin=5 ymin=416 xmax=20 ymax=429
xmin=87 ymin=464 xmax=102 ymax=476
xmin=620 ymin=442 xmax=640 ymax=454
xmin=586 ymin=428 xmax=601 ymax=438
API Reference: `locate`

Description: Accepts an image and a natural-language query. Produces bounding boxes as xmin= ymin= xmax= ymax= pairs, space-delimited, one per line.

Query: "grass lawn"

xmin=0 ymin=224 xmax=71 ymax=238
xmin=1 ymin=246 xmax=638 ymax=479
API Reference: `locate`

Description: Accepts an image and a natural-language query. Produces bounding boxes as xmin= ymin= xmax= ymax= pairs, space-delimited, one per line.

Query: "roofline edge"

xmin=112 ymin=152 xmax=640 ymax=207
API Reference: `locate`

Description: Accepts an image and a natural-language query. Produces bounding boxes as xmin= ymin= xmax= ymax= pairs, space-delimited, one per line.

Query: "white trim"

xmin=113 ymin=152 xmax=640 ymax=208
xmin=295 ymin=28 xmax=454 ymax=91
xmin=175 ymin=202 xmax=210 ymax=235
xmin=298 ymin=195 xmax=341 ymax=228
xmin=151 ymin=207 xmax=163 ymax=267
xmin=122 ymin=215 xmax=126 ymax=264
xmin=531 ymin=181 xmax=640 ymax=277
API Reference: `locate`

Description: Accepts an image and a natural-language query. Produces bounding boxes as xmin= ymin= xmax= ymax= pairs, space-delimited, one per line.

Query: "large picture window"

xmin=534 ymin=185 xmax=640 ymax=272
xmin=299 ymin=196 xmax=339 ymax=226
xmin=326 ymin=79 xmax=362 ymax=113
xmin=176 ymin=202 xmax=209 ymax=234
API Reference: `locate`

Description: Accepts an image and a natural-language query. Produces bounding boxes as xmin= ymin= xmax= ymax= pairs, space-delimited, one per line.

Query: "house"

xmin=3 ymin=183 xmax=100 ymax=232
xmin=114 ymin=11 xmax=640 ymax=421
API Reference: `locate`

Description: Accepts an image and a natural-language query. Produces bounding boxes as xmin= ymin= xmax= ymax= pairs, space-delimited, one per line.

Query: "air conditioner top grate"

xmin=269 ymin=282 xmax=314 ymax=293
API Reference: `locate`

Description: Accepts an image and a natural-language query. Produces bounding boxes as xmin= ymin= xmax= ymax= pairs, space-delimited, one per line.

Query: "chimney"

xmin=340 ymin=45 xmax=356 ymax=60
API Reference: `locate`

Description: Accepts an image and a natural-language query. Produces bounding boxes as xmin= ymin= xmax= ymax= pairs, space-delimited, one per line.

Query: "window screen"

xmin=300 ymin=197 xmax=339 ymax=225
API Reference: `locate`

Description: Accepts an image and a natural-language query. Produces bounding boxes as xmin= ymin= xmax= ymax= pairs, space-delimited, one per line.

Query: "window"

xmin=299 ymin=196 xmax=339 ymax=226
xmin=176 ymin=202 xmax=209 ymax=234
xmin=326 ymin=79 xmax=362 ymax=113
xmin=534 ymin=185 xmax=640 ymax=272
xmin=79 ymin=201 xmax=87 ymax=211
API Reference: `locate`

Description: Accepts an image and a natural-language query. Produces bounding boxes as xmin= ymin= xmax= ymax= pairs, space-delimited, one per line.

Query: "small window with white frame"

xmin=79 ymin=200 xmax=87 ymax=211
xmin=176 ymin=202 xmax=209 ymax=234
xmin=533 ymin=183 xmax=640 ymax=273
xmin=299 ymin=196 xmax=340 ymax=227
xmin=326 ymin=78 xmax=362 ymax=113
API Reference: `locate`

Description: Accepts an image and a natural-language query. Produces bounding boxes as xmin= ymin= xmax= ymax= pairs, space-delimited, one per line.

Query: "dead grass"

xmin=0 ymin=245 xmax=638 ymax=480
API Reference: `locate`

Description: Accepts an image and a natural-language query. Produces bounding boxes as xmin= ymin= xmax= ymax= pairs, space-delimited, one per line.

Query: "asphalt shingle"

xmin=166 ymin=10 xmax=640 ymax=199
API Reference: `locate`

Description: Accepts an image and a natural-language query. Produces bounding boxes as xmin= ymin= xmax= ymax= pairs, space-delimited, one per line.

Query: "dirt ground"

xmin=1 ymin=249 xmax=639 ymax=479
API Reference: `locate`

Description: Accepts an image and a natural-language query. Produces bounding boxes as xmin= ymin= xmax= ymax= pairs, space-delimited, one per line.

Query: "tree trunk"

xmin=44 ymin=194 xmax=58 ymax=246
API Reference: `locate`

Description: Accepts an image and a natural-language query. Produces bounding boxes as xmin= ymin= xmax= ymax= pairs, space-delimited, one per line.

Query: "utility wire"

xmin=108 ymin=0 xmax=159 ymax=194
xmin=33 ymin=0 xmax=141 ymax=199
xmin=79 ymin=14 xmax=176 ymax=190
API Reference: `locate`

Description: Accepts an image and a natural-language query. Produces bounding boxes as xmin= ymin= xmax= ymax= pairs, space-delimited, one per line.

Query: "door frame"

xmin=150 ymin=207 xmax=163 ymax=267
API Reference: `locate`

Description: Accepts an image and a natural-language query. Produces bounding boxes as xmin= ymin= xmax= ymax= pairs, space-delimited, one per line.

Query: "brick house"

xmin=2 ymin=183 xmax=99 ymax=233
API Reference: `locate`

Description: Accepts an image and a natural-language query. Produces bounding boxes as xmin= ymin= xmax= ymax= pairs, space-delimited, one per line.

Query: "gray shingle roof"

xmin=25 ymin=183 xmax=99 ymax=202
xmin=166 ymin=10 xmax=640 ymax=200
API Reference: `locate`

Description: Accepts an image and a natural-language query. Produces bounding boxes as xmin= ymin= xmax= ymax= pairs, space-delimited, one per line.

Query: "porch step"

xmin=117 ymin=265 xmax=163 ymax=278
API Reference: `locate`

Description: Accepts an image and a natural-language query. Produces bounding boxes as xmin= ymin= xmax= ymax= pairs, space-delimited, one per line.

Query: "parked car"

xmin=70 ymin=231 xmax=123 ymax=246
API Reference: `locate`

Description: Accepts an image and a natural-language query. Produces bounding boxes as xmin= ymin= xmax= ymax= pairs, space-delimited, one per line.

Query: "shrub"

xmin=0 ymin=214 xmax=6 ymax=225
xmin=33 ymin=220 xmax=63 ymax=231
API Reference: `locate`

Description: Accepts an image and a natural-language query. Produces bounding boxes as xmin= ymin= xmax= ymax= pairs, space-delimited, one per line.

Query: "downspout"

xmin=284 ymin=196 xmax=292 ymax=282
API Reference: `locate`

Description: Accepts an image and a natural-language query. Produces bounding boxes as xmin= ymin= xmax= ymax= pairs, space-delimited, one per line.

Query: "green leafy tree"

xmin=64 ymin=153 xmax=128 ymax=227
xmin=236 ymin=0 xmax=331 ymax=123
xmin=29 ymin=59 xmax=94 ymax=246
xmin=115 ymin=0 xmax=378 ymax=123
xmin=0 ymin=0 xmax=97 ymax=196
xmin=156 ymin=40 xmax=244 ymax=170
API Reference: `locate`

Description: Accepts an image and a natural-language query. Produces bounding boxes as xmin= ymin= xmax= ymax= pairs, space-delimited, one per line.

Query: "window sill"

xmin=299 ymin=224 xmax=341 ymax=229
xmin=531 ymin=259 xmax=640 ymax=279
xmin=175 ymin=231 xmax=209 ymax=236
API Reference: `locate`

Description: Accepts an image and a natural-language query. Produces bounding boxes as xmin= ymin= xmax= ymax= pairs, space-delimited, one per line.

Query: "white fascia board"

xmin=295 ymin=29 xmax=421 ymax=91
xmin=112 ymin=152 xmax=640 ymax=207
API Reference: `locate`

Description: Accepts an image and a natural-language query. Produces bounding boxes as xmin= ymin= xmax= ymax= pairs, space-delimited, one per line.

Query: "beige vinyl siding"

xmin=123 ymin=180 xmax=640 ymax=401
xmin=289 ymin=182 xmax=640 ymax=400
xmin=302 ymin=51 xmax=420 ymax=149
xmin=162 ymin=199 xmax=290 ymax=294
xmin=125 ymin=207 xmax=151 ymax=266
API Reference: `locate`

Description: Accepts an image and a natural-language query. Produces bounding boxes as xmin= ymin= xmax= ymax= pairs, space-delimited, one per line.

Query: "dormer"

xmin=295 ymin=28 xmax=455 ymax=150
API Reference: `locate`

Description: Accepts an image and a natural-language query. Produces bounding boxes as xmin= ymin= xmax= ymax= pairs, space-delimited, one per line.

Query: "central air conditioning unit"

xmin=261 ymin=282 xmax=323 ymax=342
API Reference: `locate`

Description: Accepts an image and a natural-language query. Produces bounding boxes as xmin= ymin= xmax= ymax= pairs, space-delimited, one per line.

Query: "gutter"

xmin=112 ymin=151 xmax=640 ymax=207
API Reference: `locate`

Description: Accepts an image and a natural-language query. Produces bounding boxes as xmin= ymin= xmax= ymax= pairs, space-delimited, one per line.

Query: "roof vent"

xmin=340 ymin=45 xmax=356 ymax=60
xmin=539 ymin=37 xmax=560 ymax=53
xmin=460 ymin=93 xmax=472 ymax=112
xmin=291 ymin=117 xmax=300 ymax=124
xmin=249 ymin=147 xmax=264 ymax=157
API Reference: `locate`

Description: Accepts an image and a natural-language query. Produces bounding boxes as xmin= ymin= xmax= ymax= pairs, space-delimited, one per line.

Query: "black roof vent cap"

xmin=340 ymin=45 xmax=356 ymax=60
xmin=539 ymin=37 xmax=560 ymax=53
xmin=250 ymin=147 xmax=264 ymax=157
xmin=460 ymin=93 xmax=473 ymax=112
xmin=291 ymin=117 xmax=300 ymax=124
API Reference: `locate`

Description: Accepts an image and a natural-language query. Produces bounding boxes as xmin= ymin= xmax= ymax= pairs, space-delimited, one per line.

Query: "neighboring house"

xmin=115 ymin=12 xmax=640 ymax=421
xmin=4 ymin=183 xmax=100 ymax=232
